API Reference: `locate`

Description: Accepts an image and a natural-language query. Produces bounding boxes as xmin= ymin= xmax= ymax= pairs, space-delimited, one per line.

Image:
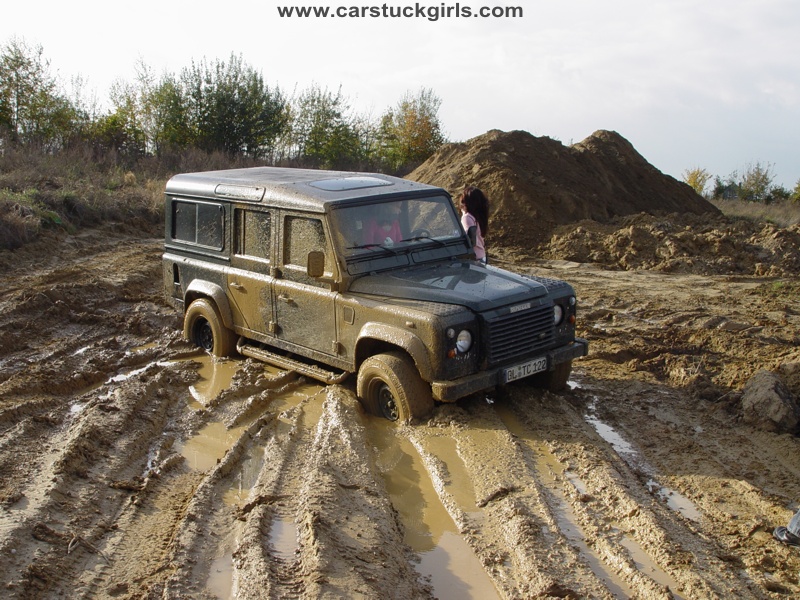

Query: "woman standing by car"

xmin=458 ymin=186 xmax=489 ymax=264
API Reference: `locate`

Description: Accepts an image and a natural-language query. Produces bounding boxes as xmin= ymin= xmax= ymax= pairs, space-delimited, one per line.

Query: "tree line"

xmin=683 ymin=163 xmax=800 ymax=205
xmin=0 ymin=37 xmax=446 ymax=173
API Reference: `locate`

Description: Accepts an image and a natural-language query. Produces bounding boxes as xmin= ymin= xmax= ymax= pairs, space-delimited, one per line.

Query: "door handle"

xmin=278 ymin=293 xmax=292 ymax=303
xmin=229 ymin=282 xmax=244 ymax=291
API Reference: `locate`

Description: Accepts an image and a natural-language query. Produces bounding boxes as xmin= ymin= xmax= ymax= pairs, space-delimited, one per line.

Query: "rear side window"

xmin=235 ymin=208 xmax=271 ymax=261
xmin=171 ymin=200 xmax=224 ymax=249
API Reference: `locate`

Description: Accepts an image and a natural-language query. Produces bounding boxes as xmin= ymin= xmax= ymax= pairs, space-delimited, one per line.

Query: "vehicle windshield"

xmin=330 ymin=195 xmax=464 ymax=258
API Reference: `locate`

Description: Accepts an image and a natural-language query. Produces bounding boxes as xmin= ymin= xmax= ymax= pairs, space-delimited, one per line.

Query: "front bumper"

xmin=430 ymin=337 xmax=588 ymax=402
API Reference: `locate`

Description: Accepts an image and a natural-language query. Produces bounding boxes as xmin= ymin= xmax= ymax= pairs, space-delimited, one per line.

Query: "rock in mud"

xmin=740 ymin=369 xmax=800 ymax=433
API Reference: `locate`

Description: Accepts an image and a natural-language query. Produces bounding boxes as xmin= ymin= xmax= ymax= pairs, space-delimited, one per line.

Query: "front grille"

xmin=483 ymin=304 xmax=554 ymax=365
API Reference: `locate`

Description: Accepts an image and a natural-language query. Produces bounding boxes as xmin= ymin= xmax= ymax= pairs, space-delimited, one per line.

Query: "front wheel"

xmin=532 ymin=360 xmax=572 ymax=392
xmin=184 ymin=298 xmax=237 ymax=357
xmin=357 ymin=351 xmax=434 ymax=424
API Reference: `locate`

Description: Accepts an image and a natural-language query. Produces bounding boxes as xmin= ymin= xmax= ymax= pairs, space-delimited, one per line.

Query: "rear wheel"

xmin=184 ymin=298 xmax=237 ymax=357
xmin=357 ymin=351 xmax=434 ymax=424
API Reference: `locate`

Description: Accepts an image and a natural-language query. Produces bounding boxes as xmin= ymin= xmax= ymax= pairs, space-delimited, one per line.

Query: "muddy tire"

xmin=184 ymin=298 xmax=237 ymax=357
xmin=533 ymin=360 xmax=572 ymax=392
xmin=357 ymin=351 xmax=434 ymax=423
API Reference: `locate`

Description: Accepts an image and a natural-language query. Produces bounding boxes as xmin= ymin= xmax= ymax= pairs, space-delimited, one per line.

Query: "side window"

xmin=172 ymin=200 xmax=224 ymax=249
xmin=283 ymin=216 xmax=329 ymax=274
xmin=235 ymin=208 xmax=271 ymax=261
xmin=172 ymin=201 xmax=196 ymax=242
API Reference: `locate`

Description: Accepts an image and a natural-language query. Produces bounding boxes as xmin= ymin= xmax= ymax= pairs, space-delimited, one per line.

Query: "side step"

xmin=237 ymin=340 xmax=350 ymax=385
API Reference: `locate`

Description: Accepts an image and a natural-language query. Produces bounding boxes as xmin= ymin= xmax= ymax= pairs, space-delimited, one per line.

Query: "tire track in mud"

xmin=109 ymin=361 xmax=433 ymax=600
xmin=3 ymin=231 xmax=800 ymax=598
xmin=4 ymin=349 xmax=794 ymax=599
xmin=68 ymin=357 xmax=299 ymax=598
xmin=575 ymin=375 xmax=800 ymax=596
xmin=0 ymin=357 xmax=196 ymax=598
xmin=393 ymin=378 xmax=783 ymax=599
xmin=495 ymin=384 xmax=748 ymax=600
xmin=403 ymin=395 xmax=652 ymax=599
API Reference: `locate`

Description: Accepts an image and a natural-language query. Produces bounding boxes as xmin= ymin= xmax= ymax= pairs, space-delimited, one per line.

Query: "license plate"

xmin=503 ymin=356 xmax=548 ymax=383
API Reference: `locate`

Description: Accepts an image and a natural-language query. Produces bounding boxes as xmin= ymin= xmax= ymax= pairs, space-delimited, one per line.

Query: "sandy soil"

xmin=1 ymin=224 xmax=798 ymax=600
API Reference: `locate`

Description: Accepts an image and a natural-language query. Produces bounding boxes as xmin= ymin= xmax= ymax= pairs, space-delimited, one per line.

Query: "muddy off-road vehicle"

xmin=163 ymin=167 xmax=588 ymax=422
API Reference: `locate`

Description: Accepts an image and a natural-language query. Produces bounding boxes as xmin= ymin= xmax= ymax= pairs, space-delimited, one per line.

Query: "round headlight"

xmin=456 ymin=330 xmax=473 ymax=353
xmin=553 ymin=304 xmax=564 ymax=325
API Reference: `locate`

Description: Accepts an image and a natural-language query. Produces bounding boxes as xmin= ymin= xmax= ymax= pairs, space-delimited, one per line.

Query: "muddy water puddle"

xmin=207 ymin=554 xmax=234 ymax=599
xmin=618 ymin=536 xmax=687 ymax=599
xmin=176 ymin=357 xmax=322 ymax=599
xmin=269 ymin=517 xmax=300 ymax=559
xmin=180 ymin=421 xmax=247 ymax=471
xmin=188 ymin=356 xmax=242 ymax=409
xmin=368 ymin=420 xmax=499 ymax=599
xmin=421 ymin=434 xmax=482 ymax=518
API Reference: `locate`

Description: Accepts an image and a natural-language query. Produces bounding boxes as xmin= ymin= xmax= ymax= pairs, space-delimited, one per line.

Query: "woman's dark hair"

xmin=458 ymin=186 xmax=489 ymax=237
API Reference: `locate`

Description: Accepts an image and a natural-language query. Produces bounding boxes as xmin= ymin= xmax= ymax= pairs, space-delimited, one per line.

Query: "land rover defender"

xmin=162 ymin=167 xmax=588 ymax=422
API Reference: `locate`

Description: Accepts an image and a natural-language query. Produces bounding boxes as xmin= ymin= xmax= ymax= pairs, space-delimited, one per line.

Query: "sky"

xmin=3 ymin=0 xmax=799 ymax=188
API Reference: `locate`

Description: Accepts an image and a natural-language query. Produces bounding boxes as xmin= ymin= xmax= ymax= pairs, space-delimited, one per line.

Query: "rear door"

xmin=227 ymin=207 xmax=275 ymax=335
xmin=272 ymin=213 xmax=339 ymax=357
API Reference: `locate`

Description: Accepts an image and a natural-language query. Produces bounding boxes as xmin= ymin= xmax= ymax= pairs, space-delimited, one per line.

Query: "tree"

xmin=0 ymin=37 xmax=78 ymax=149
xmin=738 ymin=161 xmax=775 ymax=203
xmin=378 ymin=88 xmax=446 ymax=172
xmin=88 ymin=110 xmax=145 ymax=157
xmin=791 ymin=179 xmax=800 ymax=204
xmin=65 ymin=73 xmax=101 ymax=147
xmin=148 ymin=75 xmax=192 ymax=153
xmin=100 ymin=78 xmax=147 ymax=157
xmin=0 ymin=90 xmax=11 ymax=135
xmin=283 ymin=84 xmax=365 ymax=168
xmin=682 ymin=167 xmax=712 ymax=197
xmin=710 ymin=163 xmax=791 ymax=204
xmin=180 ymin=54 xmax=288 ymax=158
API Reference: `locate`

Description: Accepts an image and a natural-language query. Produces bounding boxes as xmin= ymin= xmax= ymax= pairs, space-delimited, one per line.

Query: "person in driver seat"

xmin=364 ymin=203 xmax=402 ymax=245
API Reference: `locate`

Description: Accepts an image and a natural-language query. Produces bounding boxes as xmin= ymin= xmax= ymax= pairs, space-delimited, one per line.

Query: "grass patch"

xmin=710 ymin=197 xmax=800 ymax=228
xmin=0 ymin=145 xmax=273 ymax=250
xmin=755 ymin=279 xmax=800 ymax=300
xmin=0 ymin=147 xmax=170 ymax=250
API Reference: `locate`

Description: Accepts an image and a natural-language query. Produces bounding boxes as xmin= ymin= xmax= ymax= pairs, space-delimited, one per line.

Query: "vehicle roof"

xmin=165 ymin=167 xmax=445 ymax=212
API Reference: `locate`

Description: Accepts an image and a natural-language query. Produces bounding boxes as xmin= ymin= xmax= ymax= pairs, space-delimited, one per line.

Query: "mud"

xmin=1 ymin=221 xmax=798 ymax=599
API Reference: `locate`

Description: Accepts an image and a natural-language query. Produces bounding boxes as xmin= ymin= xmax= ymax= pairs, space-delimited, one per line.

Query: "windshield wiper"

xmin=400 ymin=234 xmax=446 ymax=247
xmin=346 ymin=242 xmax=398 ymax=255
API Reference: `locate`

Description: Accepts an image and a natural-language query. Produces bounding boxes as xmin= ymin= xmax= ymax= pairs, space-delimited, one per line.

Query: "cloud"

xmin=2 ymin=0 xmax=798 ymax=184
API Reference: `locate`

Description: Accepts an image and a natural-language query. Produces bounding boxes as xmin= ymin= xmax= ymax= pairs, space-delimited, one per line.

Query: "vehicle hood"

xmin=348 ymin=261 xmax=548 ymax=312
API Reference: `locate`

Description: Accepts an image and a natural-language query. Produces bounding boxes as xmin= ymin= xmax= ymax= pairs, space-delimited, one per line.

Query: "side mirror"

xmin=307 ymin=250 xmax=326 ymax=278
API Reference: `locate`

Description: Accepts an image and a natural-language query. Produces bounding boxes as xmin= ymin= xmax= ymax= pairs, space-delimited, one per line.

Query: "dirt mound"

xmin=408 ymin=129 xmax=718 ymax=250
xmin=542 ymin=213 xmax=800 ymax=276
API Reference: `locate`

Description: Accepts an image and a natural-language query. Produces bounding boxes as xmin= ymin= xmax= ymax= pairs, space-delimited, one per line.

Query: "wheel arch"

xmin=355 ymin=323 xmax=432 ymax=382
xmin=184 ymin=280 xmax=235 ymax=329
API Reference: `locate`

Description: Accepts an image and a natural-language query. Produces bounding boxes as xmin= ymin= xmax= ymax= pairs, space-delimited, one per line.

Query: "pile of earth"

xmin=542 ymin=213 xmax=800 ymax=276
xmin=407 ymin=128 xmax=718 ymax=251
xmin=408 ymin=129 xmax=800 ymax=276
